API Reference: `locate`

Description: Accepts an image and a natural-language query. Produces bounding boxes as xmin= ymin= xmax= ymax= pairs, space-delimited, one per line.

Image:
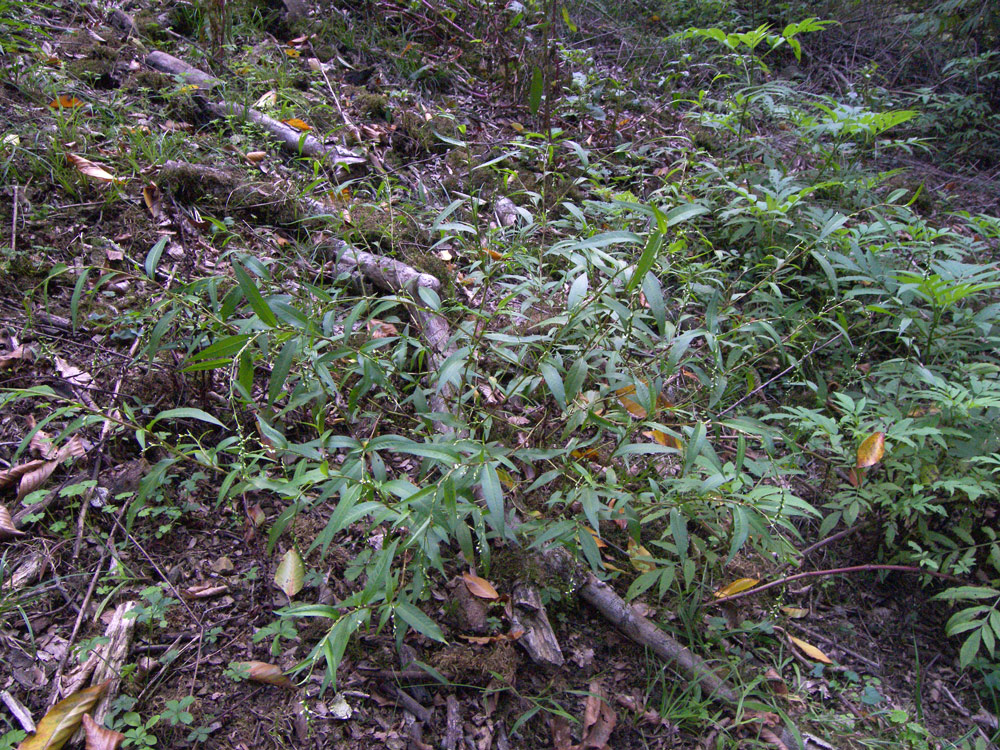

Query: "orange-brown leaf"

xmin=282 ymin=118 xmax=312 ymax=131
xmin=17 ymin=681 xmax=107 ymax=750
xmin=856 ymin=432 xmax=885 ymax=468
xmin=616 ymin=385 xmax=647 ymax=418
xmin=49 ymin=95 xmax=83 ymax=109
xmin=462 ymin=572 xmax=499 ymax=600
xmin=82 ymin=714 xmax=124 ymax=750
xmin=239 ymin=661 xmax=295 ymax=689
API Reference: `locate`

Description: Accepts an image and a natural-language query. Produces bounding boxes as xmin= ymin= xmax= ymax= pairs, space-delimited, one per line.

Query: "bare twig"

xmin=708 ymin=564 xmax=964 ymax=606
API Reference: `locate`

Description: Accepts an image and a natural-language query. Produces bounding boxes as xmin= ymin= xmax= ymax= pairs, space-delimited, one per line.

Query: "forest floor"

xmin=1 ymin=0 xmax=1000 ymax=749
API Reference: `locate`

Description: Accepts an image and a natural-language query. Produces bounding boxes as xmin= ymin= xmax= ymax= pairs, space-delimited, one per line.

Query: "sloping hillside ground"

xmin=2 ymin=0 xmax=1000 ymax=748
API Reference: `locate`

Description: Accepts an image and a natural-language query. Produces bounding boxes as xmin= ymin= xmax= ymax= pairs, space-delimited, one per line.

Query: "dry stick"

xmin=10 ymin=185 xmax=17 ymax=257
xmin=46 ymin=543 xmax=111 ymax=707
xmin=73 ymin=338 xmax=142 ymax=558
xmin=708 ymin=564 xmax=964 ymax=607
xmin=144 ymin=51 xmax=365 ymax=169
xmin=716 ymin=331 xmax=843 ymax=418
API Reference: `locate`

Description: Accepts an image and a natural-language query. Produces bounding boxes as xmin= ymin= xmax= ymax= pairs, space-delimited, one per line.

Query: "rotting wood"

xmin=509 ymin=582 xmax=564 ymax=667
xmin=144 ymin=51 xmax=365 ymax=171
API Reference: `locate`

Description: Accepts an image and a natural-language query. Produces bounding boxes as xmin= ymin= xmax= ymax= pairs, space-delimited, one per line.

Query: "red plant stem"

xmin=707 ymin=564 xmax=965 ymax=606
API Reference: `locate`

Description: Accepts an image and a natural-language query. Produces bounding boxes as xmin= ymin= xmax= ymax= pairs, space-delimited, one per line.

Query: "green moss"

xmin=354 ymin=92 xmax=390 ymax=121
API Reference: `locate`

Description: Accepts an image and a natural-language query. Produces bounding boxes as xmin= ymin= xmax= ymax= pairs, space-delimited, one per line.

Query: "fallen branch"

xmin=145 ymin=51 xmax=365 ymax=171
xmin=708 ymin=563 xmax=964 ymax=606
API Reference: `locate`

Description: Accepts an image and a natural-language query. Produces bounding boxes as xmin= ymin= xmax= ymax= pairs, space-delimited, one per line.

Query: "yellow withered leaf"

xmin=616 ymin=386 xmax=647 ymax=418
xmin=856 ymin=431 xmax=885 ymax=468
xmin=17 ymin=682 xmax=107 ymax=750
xmin=274 ymin=548 xmax=304 ymax=598
xmin=789 ymin=635 xmax=832 ymax=664
xmin=282 ymin=118 xmax=312 ymax=132
xmin=780 ymin=606 xmax=809 ymax=619
xmin=647 ymin=429 xmax=683 ymax=451
xmin=627 ymin=537 xmax=655 ymax=574
xmin=713 ymin=578 xmax=760 ymax=598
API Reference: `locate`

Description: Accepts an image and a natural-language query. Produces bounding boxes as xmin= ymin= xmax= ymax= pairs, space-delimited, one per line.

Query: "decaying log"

xmin=144 ymin=51 xmax=365 ymax=170
xmin=443 ymin=694 xmax=462 ymax=750
xmin=509 ymin=583 xmax=564 ymax=667
xmin=579 ymin=575 xmax=736 ymax=703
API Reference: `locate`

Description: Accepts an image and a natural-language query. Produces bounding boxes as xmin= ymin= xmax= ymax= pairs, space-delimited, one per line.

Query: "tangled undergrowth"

xmin=2 ymin=0 xmax=1000 ymax=748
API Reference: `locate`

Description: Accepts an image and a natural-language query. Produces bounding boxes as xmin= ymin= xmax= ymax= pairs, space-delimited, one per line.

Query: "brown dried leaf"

xmin=367 ymin=319 xmax=398 ymax=339
xmin=550 ymin=715 xmax=573 ymax=750
xmin=764 ymin=667 xmax=788 ymax=696
xmin=247 ymin=503 xmax=266 ymax=527
xmin=141 ymin=184 xmax=161 ymax=216
xmin=0 ymin=345 xmax=33 ymax=369
xmin=82 ymin=714 xmax=124 ymax=750
xmin=239 ymin=661 xmax=294 ymax=689
xmin=30 ymin=429 xmax=58 ymax=459
xmin=55 ymin=358 xmax=93 ymax=389
xmin=462 ymin=572 xmax=499 ymax=600
xmin=856 ymin=432 xmax=885 ymax=468
xmin=581 ymin=682 xmax=617 ymax=750
xmin=56 ymin=435 xmax=87 ymax=462
xmin=17 ymin=460 xmax=58 ymax=500
xmin=182 ymin=583 xmax=229 ymax=599
xmin=0 ymin=504 xmax=26 ymax=539
xmin=0 ymin=459 xmax=49 ymax=489
xmin=66 ymin=153 xmax=118 ymax=183
xmin=17 ymin=681 xmax=107 ymax=750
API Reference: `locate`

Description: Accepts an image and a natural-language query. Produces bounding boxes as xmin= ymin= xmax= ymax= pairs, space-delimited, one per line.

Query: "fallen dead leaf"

xmin=238 ymin=661 xmax=295 ymax=689
xmin=82 ymin=713 xmax=124 ymax=750
xmin=17 ymin=681 xmax=108 ymax=750
xmin=66 ymin=153 xmax=118 ymax=183
xmin=0 ymin=504 xmax=26 ymax=539
xmin=462 ymin=573 xmax=499 ymax=600
xmin=0 ymin=345 xmax=33 ymax=369
xmin=282 ymin=118 xmax=312 ymax=131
